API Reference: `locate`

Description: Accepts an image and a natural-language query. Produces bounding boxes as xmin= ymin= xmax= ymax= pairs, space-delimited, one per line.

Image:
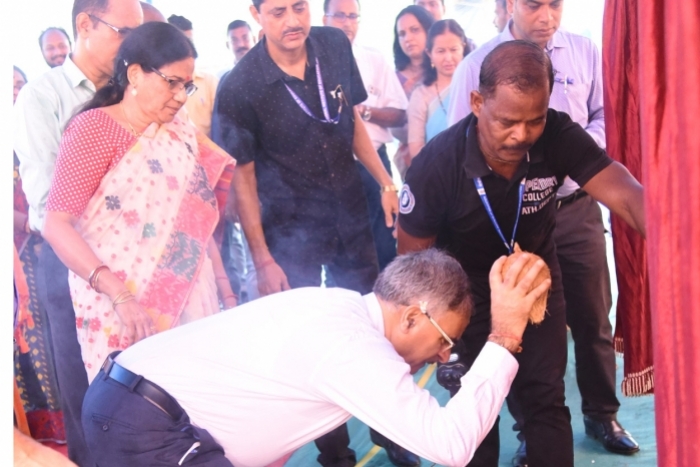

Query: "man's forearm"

xmin=232 ymin=162 xmax=272 ymax=264
xmin=363 ymin=107 xmax=406 ymax=128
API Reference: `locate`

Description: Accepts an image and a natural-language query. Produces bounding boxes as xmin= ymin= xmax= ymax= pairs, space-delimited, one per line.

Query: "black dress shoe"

xmin=583 ymin=416 xmax=640 ymax=454
xmin=369 ymin=428 xmax=421 ymax=467
xmin=512 ymin=440 xmax=528 ymax=467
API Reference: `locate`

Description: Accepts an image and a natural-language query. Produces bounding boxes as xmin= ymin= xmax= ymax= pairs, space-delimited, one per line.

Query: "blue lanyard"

xmin=284 ymin=57 xmax=340 ymax=125
xmin=473 ymin=176 xmax=526 ymax=254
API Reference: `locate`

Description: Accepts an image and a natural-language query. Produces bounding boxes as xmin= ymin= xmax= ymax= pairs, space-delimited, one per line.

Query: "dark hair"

xmin=323 ymin=0 xmax=360 ymax=13
xmin=167 ymin=14 xmax=193 ymax=32
xmin=14 ymin=66 xmax=28 ymax=82
xmin=393 ymin=5 xmax=435 ymax=72
xmin=252 ymin=0 xmax=264 ymax=11
xmin=71 ymin=0 xmax=109 ymax=39
xmin=227 ymin=20 xmax=251 ymax=33
xmin=39 ymin=27 xmax=73 ymax=49
xmin=496 ymin=0 xmax=507 ymax=7
xmin=80 ymin=22 xmax=197 ymax=113
xmin=479 ymin=40 xmax=554 ymax=99
xmin=422 ymin=20 xmax=468 ymax=86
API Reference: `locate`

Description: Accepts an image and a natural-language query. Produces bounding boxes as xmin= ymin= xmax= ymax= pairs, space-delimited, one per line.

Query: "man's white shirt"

xmin=352 ymin=44 xmax=408 ymax=150
xmin=117 ymin=287 xmax=518 ymax=467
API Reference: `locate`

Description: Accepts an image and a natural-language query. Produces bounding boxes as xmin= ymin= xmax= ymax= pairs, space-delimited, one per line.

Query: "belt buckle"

xmin=101 ymin=356 xmax=115 ymax=377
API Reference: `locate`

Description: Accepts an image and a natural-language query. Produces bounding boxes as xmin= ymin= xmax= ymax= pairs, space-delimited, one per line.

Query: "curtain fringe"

xmin=621 ymin=365 xmax=655 ymax=396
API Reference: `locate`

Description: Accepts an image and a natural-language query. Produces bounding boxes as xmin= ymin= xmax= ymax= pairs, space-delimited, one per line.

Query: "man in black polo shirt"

xmin=397 ymin=41 xmax=645 ymax=467
xmin=215 ymin=0 xmax=398 ymax=465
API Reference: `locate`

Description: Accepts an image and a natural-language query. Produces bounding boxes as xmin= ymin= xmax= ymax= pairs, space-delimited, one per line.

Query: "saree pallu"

xmin=68 ymin=116 xmax=234 ymax=382
xmin=13 ymin=154 xmax=65 ymax=443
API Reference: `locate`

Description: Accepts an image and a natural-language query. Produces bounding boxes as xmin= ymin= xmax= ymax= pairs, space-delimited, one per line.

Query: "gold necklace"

xmin=120 ymin=101 xmax=142 ymax=138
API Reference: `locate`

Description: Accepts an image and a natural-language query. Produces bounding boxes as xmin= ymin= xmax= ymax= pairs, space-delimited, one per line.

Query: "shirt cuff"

xmin=463 ymin=342 xmax=519 ymax=389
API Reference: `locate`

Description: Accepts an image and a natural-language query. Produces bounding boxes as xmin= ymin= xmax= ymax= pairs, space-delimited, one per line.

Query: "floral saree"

xmin=68 ymin=114 xmax=234 ymax=381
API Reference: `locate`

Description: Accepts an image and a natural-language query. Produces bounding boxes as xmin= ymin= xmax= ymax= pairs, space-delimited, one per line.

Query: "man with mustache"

xmin=227 ymin=20 xmax=257 ymax=67
xmin=15 ymin=2 xmax=143 ymax=465
xmin=38 ymin=27 xmax=72 ymax=68
xmin=398 ymin=41 xmax=645 ymax=467
xmin=445 ymin=1 xmax=640 ymax=465
xmin=215 ymin=0 xmax=398 ymax=464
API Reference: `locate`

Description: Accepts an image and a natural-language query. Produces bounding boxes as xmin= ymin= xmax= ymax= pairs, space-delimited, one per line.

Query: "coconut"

xmin=501 ymin=244 xmax=551 ymax=324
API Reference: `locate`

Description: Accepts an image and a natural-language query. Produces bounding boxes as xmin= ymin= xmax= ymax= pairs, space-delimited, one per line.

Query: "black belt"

xmin=556 ymin=189 xmax=588 ymax=209
xmin=101 ymin=352 xmax=185 ymax=421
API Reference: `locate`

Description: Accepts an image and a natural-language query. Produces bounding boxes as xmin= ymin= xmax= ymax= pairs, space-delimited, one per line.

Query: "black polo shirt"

xmin=214 ymin=26 xmax=367 ymax=235
xmin=399 ymin=109 xmax=612 ymax=283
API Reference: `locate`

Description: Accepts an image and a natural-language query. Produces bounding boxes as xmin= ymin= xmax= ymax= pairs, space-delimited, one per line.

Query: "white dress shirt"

xmin=14 ymin=55 xmax=96 ymax=231
xmin=446 ymin=22 xmax=605 ymax=196
xmin=352 ymin=44 xmax=409 ymax=150
xmin=117 ymin=287 xmax=518 ymax=467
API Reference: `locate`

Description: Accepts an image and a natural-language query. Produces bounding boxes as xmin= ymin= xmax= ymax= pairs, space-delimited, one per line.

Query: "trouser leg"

xmin=355 ymin=144 xmax=397 ymax=271
xmin=555 ymin=195 xmax=618 ymax=420
xmin=449 ymin=275 xmax=572 ymax=467
xmin=37 ymin=243 xmax=95 ymax=467
xmin=83 ymin=370 xmax=233 ymax=467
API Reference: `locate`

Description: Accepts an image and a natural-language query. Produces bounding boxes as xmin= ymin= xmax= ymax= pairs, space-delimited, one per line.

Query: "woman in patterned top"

xmin=43 ymin=22 xmax=236 ymax=382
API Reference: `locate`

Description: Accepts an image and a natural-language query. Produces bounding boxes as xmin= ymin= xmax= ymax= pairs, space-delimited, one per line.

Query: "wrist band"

xmin=222 ymin=294 xmax=238 ymax=302
xmin=254 ymin=257 xmax=275 ymax=270
xmin=380 ymin=184 xmax=399 ymax=193
xmin=215 ymin=275 xmax=230 ymax=281
xmin=88 ymin=265 xmax=110 ymax=291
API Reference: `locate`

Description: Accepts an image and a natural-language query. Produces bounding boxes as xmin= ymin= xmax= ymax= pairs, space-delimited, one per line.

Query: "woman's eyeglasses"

xmin=150 ymin=68 xmax=198 ymax=96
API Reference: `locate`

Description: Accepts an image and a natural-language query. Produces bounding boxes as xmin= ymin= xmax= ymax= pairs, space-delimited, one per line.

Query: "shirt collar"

xmin=62 ymin=54 xmax=96 ymax=92
xmin=259 ymin=28 xmax=323 ymax=85
xmin=503 ymin=21 xmax=566 ymax=52
xmin=363 ymin=293 xmax=385 ymax=337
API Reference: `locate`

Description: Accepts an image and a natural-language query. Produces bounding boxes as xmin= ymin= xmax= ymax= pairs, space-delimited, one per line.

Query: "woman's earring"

xmin=431 ymin=62 xmax=435 ymax=69
xmin=131 ymin=88 xmax=138 ymax=96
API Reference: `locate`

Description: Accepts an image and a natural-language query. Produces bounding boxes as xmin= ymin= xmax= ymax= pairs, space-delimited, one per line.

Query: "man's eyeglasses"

xmin=150 ymin=68 xmax=198 ymax=96
xmin=419 ymin=301 xmax=454 ymax=351
xmin=88 ymin=14 xmax=133 ymax=38
xmin=324 ymin=12 xmax=361 ymax=22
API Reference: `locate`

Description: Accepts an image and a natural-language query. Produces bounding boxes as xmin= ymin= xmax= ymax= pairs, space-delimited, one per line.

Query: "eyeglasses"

xmin=419 ymin=301 xmax=454 ymax=351
xmin=149 ymin=68 xmax=198 ymax=96
xmin=324 ymin=12 xmax=361 ymax=22
xmin=88 ymin=14 xmax=133 ymax=37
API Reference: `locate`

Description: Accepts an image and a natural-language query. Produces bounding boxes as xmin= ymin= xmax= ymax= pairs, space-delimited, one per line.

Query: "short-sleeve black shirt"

xmin=399 ymin=110 xmax=612 ymax=284
xmin=214 ymin=26 xmax=368 ymax=234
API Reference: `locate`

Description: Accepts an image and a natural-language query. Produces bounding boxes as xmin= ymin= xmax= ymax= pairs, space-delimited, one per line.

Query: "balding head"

xmin=141 ymin=1 xmax=165 ymax=23
xmin=479 ymin=40 xmax=553 ymax=100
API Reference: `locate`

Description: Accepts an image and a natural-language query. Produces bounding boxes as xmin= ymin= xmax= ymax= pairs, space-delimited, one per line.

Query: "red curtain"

xmin=602 ymin=0 xmax=654 ymax=397
xmin=604 ymin=0 xmax=700 ymax=465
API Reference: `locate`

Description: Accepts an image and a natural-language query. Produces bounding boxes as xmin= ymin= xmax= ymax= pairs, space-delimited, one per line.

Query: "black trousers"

xmin=507 ymin=194 xmax=619 ymax=443
xmin=557 ymin=194 xmax=618 ymax=417
xmin=355 ymin=144 xmax=397 ymax=271
xmin=452 ymin=263 xmax=573 ymax=467
xmin=37 ymin=243 xmax=95 ymax=467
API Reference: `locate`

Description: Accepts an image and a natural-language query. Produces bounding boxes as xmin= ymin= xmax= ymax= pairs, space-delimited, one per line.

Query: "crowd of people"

xmin=12 ymin=1 xmax=647 ymax=467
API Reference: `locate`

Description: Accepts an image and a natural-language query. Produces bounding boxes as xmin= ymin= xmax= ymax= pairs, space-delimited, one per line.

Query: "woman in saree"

xmin=13 ymin=65 xmax=66 ymax=443
xmin=43 ymin=22 xmax=236 ymax=382
xmin=407 ymin=20 xmax=469 ymax=160
xmin=389 ymin=5 xmax=435 ymax=179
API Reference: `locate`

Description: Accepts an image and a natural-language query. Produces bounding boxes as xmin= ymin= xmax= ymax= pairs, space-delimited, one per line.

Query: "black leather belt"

xmin=101 ymin=352 xmax=184 ymax=421
xmin=556 ymin=189 xmax=588 ymax=209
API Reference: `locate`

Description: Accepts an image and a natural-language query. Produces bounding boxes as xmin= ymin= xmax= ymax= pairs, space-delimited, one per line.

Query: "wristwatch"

xmin=361 ymin=106 xmax=372 ymax=122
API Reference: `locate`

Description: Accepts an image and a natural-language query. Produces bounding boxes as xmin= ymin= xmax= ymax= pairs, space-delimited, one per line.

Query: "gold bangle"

xmin=112 ymin=290 xmax=134 ymax=308
xmin=380 ymin=184 xmax=399 ymax=193
xmin=92 ymin=268 xmax=107 ymax=294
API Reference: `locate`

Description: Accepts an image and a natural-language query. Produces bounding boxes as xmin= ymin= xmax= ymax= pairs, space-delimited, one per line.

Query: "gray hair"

xmin=373 ymin=249 xmax=473 ymax=318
